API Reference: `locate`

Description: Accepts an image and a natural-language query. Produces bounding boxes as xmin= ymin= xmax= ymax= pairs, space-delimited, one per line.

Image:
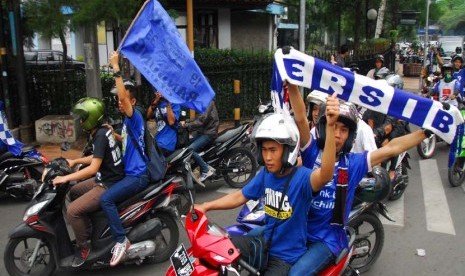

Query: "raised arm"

xmin=370 ymin=129 xmax=427 ymax=167
xmin=310 ymin=93 xmax=338 ymax=192
xmin=288 ymin=84 xmax=311 ymax=147
xmin=109 ymin=51 xmax=133 ymax=118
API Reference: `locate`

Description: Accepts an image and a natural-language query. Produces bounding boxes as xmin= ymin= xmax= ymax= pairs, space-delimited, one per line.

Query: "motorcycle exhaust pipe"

xmin=124 ymin=240 xmax=156 ymax=261
xmin=127 ymin=218 xmax=162 ymax=243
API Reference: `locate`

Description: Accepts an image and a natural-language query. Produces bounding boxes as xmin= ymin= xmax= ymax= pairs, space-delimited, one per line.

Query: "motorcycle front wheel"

xmin=4 ymin=237 xmax=56 ymax=276
xmin=221 ymin=147 xmax=258 ymax=189
xmin=448 ymin=157 xmax=465 ymax=187
xmin=145 ymin=212 xmax=179 ymax=264
xmin=348 ymin=212 xmax=384 ymax=273
xmin=416 ymin=135 xmax=436 ymax=159
xmin=389 ymin=163 xmax=408 ymax=201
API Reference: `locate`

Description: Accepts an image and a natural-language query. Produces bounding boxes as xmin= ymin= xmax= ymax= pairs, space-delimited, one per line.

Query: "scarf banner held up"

xmin=0 ymin=101 xmax=23 ymax=155
xmin=272 ymin=47 xmax=464 ymax=144
xmin=119 ymin=0 xmax=215 ymax=113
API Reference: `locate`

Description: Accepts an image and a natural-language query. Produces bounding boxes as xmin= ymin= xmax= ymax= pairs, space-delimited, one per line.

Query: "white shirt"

xmin=352 ymin=119 xmax=378 ymax=153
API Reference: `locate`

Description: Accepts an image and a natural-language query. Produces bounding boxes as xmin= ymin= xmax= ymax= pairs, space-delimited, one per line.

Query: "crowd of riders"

xmin=53 ymin=47 xmax=451 ymax=274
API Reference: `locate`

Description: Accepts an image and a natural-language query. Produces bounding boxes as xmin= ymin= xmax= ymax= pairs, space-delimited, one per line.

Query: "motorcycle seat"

xmin=214 ymin=125 xmax=243 ymax=144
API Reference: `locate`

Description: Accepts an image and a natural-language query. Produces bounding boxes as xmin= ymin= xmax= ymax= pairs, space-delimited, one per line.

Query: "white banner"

xmin=272 ymin=48 xmax=464 ymax=144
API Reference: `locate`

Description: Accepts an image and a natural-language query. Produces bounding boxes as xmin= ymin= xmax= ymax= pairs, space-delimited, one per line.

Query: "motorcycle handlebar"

xmin=237 ymin=258 xmax=260 ymax=275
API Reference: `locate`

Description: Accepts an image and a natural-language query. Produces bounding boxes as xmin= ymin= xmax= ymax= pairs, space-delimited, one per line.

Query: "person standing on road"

xmin=102 ymin=51 xmax=150 ymax=267
xmin=52 ymin=97 xmax=124 ymax=267
xmin=180 ymin=100 xmax=219 ymax=183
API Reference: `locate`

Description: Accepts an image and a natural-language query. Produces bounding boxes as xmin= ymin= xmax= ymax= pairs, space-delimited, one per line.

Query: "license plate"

xmin=170 ymin=244 xmax=194 ymax=276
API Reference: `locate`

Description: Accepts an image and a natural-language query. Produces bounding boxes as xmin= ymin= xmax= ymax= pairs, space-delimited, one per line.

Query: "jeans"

xmin=67 ymin=177 xmax=106 ymax=248
xmin=289 ymin=241 xmax=334 ymax=276
xmin=100 ymin=175 xmax=149 ymax=243
xmin=188 ymin=134 xmax=213 ymax=173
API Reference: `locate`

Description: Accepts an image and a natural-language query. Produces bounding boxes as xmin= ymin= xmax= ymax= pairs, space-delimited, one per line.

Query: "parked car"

xmin=24 ymin=50 xmax=85 ymax=71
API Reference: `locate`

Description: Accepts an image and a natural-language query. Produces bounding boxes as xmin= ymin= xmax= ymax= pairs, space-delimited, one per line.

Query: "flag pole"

xmin=117 ymin=0 xmax=150 ymax=52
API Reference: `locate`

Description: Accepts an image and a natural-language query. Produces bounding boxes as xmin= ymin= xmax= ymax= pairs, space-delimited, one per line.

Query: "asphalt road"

xmin=1 ymin=141 xmax=465 ymax=276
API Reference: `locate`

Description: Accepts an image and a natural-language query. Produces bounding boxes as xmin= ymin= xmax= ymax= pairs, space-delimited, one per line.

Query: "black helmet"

xmin=110 ymin=79 xmax=137 ymax=95
xmin=452 ymin=55 xmax=463 ymax=63
xmin=355 ymin=166 xmax=391 ymax=203
xmin=315 ymin=101 xmax=358 ymax=153
xmin=375 ymin=54 xmax=384 ymax=63
xmin=374 ymin=67 xmax=391 ymax=80
xmin=348 ymin=63 xmax=360 ymax=73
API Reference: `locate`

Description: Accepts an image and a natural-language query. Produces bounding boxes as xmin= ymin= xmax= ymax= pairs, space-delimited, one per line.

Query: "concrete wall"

xmin=218 ymin=9 xmax=231 ymax=49
xmin=35 ymin=115 xmax=82 ymax=143
xmin=231 ymin=11 xmax=270 ymax=50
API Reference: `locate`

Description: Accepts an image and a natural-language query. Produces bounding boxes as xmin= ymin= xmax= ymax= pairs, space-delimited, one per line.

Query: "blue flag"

xmin=120 ymin=0 xmax=215 ymax=113
xmin=0 ymin=101 xmax=23 ymax=155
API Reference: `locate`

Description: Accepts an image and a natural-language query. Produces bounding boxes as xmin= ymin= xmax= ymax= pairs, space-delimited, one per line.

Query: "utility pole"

xmin=0 ymin=1 xmax=12 ymax=128
xmin=299 ymin=0 xmax=305 ymax=52
xmin=187 ymin=0 xmax=196 ymax=120
xmin=8 ymin=0 xmax=32 ymax=142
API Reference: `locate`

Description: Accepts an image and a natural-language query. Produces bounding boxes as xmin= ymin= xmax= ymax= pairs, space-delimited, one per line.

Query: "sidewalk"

xmin=37 ymin=122 xmax=238 ymax=161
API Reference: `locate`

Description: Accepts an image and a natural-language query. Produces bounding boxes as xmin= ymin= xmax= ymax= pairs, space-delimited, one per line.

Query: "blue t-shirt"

xmin=154 ymin=101 xmax=181 ymax=152
xmin=453 ymin=69 xmax=465 ymax=94
xmin=301 ymin=137 xmax=369 ymax=256
xmin=242 ymin=167 xmax=313 ymax=264
xmin=121 ymin=109 xmax=146 ymax=176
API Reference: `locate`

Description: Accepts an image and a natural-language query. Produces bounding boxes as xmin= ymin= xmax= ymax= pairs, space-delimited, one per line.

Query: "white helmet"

xmin=306 ymin=90 xmax=328 ymax=105
xmin=251 ymin=113 xmax=300 ymax=170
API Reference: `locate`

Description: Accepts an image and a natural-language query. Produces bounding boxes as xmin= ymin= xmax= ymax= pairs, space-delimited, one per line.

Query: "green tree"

xmin=23 ymin=0 xmax=71 ymax=72
xmin=437 ymin=0 xmax=465 ymax=32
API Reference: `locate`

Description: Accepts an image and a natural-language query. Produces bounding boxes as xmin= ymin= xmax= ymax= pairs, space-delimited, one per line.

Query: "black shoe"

xmin=72 ymin=247 xmax=90 ymax=267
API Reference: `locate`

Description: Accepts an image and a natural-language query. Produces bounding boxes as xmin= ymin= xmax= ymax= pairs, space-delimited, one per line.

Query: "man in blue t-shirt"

xmin=196 ymin=94 xmax=339 ymax=276
xmin=147 ymin=90 xmax=181 ymax=156
xmin=102 ymin=51 xmax=150 ymax=267
xmin=287 ymin=83 xmax=431 ymax=275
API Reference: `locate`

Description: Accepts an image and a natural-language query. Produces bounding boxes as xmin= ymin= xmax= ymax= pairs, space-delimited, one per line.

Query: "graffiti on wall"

xmin=38 ymin=120 xmax=75 ymax=139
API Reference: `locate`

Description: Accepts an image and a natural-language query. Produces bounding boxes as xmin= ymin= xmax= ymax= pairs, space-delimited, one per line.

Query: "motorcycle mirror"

xmin=60 ymin=142 xmax=71 ymax=152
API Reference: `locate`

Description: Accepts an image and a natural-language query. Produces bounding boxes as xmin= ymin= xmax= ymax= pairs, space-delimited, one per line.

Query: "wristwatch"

xmin=113 ymin=71 xmax=122 ymax=78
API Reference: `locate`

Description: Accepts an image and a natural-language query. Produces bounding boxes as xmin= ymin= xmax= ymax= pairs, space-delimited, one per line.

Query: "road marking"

xmin=217 ymin=187 xmax=239 ymax=194
xmin=420 ymin=159 xmax=456 ymax=235
xmin=379 ymin=195 xmax=404 ymax=227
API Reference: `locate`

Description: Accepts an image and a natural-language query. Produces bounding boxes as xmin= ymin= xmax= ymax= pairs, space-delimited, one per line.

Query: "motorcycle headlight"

xmin=23 ymin=200 xmax=49 ymax=221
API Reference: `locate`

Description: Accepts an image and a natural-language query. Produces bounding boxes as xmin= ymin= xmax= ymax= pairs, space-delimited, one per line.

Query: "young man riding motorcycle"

xmin=287 ymin=83 xmax=432 ymax=275
xmin=432 ymin=63 xmax=464 ymax=108
xmin=195 ymin=94 xmax=339 ymax=275
xmin=52 ymin=97 xmax=124 ymax=267
xmin=180 ymin=100 xmax=219 ymax=183
xmin=104 ymin=51 xmax=150 ymax=266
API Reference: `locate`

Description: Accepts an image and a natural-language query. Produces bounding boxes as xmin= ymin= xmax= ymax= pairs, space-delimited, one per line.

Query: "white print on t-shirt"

xmin=264 ymin=187 xmax=292 ymax=219
xmin=106 ymin=130 xmax=122 ymax=166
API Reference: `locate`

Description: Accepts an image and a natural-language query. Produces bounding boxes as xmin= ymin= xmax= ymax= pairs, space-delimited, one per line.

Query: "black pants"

xmin=230 ymin=235 xmax=292 ymax=276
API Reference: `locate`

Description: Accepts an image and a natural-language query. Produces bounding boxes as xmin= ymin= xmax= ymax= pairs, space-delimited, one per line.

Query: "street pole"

xmin=187 ymin=0 xmax=196 ymax=120
xmin=299 ymin=0 xmax=305 ymax=52
xmin=8 ymin=0 xmax=32 ymax=142
xmin=0 ymin=2 xmax=13 ymax=129
xmin=420 ymin=0 xmax=430 ymax=90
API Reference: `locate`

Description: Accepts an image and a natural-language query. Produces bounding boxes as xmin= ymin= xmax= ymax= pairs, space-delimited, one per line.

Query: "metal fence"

xmin=12 ymin=45 xmax=393 ymax=128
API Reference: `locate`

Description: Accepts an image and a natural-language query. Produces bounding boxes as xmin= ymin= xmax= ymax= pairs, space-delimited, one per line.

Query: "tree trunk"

xmin=353 ymin=0 xmax=363 ymax=50
xmin=58 ymin=31 xmax=67 ymax=75
xmin=83 ymin=24 xmax=102 ymax=98
xmin=374 ymin=0 xmax=387 ymax=38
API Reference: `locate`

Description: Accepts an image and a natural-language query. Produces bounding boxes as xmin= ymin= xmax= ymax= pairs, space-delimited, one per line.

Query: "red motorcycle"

xmin=166 ymin=209 xmax=358 ymax=276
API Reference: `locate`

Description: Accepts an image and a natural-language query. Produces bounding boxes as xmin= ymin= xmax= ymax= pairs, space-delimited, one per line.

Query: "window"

xmin=195 ymin=11 xmax=218 ymax=49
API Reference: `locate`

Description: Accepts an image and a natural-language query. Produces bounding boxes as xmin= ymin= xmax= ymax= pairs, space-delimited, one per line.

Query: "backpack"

xmin=126 ymin=125 xmax=167 ymax=183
